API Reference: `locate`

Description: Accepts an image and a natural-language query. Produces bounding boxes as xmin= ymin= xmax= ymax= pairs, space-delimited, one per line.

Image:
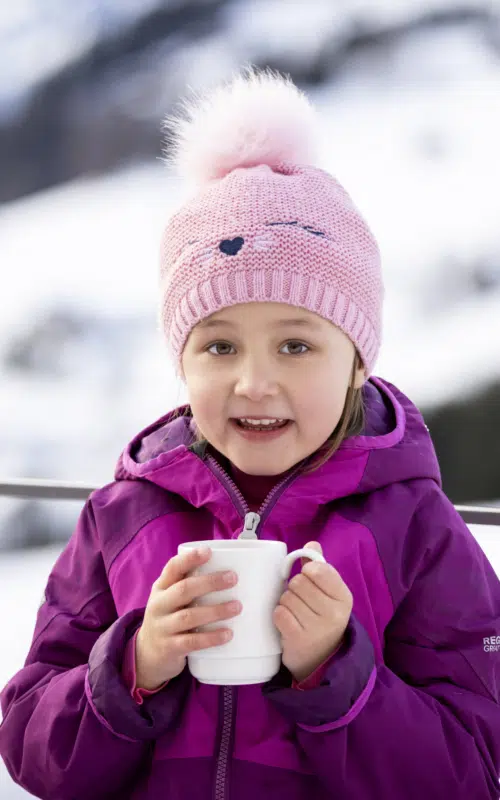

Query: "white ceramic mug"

xmin=177 ymin=539 xmax=326 ymax=685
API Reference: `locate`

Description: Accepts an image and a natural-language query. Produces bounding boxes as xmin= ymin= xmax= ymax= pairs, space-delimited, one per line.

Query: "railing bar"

xmin=0 ymin=480 xmax=500 ymax=526
xmin=0 ymin=479 xmax=97 ymax=501
xmin=454 ymin=506 xmax=500 ymax=526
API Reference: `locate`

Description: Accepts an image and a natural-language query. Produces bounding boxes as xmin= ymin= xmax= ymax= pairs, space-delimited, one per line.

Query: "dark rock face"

xmin=0 ymin=500 xmax=69 ymax=550
xmin=1 ymin=2 xmax=500 ymax=551
xmin=4 ymin=311 xmax=85 ymax=376
xmin=425 ymin=381 xmax=500 ymax=505
xmin=0 ymin=0 xmax=227 ymax=203
xmin=0 ymin=3 xmax=497 ymax=204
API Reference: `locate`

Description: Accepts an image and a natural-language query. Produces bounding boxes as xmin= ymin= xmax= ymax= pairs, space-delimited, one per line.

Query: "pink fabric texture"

xmin=292 ymin=641 xmax=343 ymax=690
xmin=123 ymin=630 xmax=341 ymax=699
xmin=122 ymin=629 xmax=168 ymax=705
xmin=160 ymin=161 xmax=383 ymax=379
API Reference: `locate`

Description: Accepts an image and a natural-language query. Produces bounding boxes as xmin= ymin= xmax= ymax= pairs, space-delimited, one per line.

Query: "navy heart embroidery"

xmin=219 ymin=237 xmax=244 ymax=256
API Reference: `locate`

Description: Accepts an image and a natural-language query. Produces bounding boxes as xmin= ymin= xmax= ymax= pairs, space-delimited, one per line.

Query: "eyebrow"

xmin=196 ymin=317 xmax=321 ymax=330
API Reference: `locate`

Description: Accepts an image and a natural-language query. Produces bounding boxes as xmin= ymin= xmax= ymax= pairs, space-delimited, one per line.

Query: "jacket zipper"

xmin=206 ymin=453 xmax=305 ymax=537
xmin=214 ymin=686 xmax=236 ymax=800
xmin=206 ymin=453 xmax=306 ymax=800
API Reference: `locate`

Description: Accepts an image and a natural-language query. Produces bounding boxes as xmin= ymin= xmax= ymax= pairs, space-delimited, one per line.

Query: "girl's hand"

xmin=273 ymin=542 xmax=353 ymax=683
xmin=135 ymin=548 xmax=241 ymax=690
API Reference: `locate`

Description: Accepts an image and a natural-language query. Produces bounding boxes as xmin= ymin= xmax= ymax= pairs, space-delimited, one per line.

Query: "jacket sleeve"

xmin=263 ymin=487 xmax=500 ymax=799
xmin=0 ymin=496 xmax=190 ymax=800
xmin=122 ymin=628 xmax=169 ymax=704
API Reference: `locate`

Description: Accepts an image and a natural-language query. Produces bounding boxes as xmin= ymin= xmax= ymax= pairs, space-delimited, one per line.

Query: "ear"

xmin=352 ymin=355 xmax=366 ymax=390
xmin=178 ymin=354 xmax=187 ymax=384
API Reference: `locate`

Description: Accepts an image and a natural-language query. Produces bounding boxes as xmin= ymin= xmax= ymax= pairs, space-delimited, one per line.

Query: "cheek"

xmin=187 ymin=383 xmax=226 ymax=434
xmin=298 ymin=371 xmax=348 ymax=431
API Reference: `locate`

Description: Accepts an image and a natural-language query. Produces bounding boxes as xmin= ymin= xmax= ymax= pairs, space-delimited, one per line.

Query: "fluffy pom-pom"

xmin=163 ymin=67 xmax=319 ymax=185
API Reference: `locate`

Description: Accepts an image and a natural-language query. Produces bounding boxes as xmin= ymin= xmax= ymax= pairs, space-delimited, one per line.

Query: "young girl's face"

xmin=181 ymin=302 xmax=365 ymax=476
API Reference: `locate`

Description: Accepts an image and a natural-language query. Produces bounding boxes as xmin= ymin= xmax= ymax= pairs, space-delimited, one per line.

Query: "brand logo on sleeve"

xmin=483 ymin=636 xmax=500 ymax=652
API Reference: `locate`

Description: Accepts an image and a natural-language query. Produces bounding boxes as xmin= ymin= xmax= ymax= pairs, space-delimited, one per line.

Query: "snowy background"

xmin=1 ymin=0 xmax=500 ymax=794
xmin=1 ymin=0 xmax=500 ymax=550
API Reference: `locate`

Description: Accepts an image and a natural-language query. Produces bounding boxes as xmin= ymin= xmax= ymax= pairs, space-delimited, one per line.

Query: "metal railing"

xmin=0 ymin=478 xmax=96 ymax=501
xmin=0 ymin=478 xmax=499 ymax=526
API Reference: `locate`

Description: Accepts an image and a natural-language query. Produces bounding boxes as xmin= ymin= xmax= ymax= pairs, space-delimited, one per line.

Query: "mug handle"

xmin=281 ymin=548 xmax=326 ymax=581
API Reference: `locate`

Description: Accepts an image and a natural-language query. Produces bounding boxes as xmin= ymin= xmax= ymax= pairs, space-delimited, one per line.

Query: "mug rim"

xmin=179 ymin=539 xmax=286 ymax=550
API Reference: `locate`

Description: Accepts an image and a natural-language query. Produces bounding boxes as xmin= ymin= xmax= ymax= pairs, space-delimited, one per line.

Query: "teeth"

xmin=239 ymin=418 xmax=285 ymax=426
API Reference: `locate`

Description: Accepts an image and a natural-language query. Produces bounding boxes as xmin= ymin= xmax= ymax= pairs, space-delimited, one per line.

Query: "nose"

xmin=233 ymin=355 xmax=280 ymax=401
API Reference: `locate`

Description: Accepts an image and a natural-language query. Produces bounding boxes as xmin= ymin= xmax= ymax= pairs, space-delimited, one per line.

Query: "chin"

xmin=231 ymin=454 xmax=294 ymax=476
xmin=243 ymin=465 xmax=284 ymax=476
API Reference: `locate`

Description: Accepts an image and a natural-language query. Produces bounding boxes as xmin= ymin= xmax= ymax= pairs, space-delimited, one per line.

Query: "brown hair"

xmin=178 ymin=351 xmax=365 ymax=475
xmin=301 ymin=351 xmax=365 ymax=475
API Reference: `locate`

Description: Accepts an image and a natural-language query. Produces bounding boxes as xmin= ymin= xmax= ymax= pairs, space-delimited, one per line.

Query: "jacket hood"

xmin=115 ymin=377 xmax=441 ymax=523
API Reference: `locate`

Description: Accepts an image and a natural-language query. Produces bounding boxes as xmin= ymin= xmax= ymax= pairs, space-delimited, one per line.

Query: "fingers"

xmin=302 ymin=560 xmax=352 ymax=604
xmin=154 ymin=547 xmax=213 ymax=592
xmin=161 ymin=569 xmax=238 ymax=614
xmin=170 ymin=627 xmax=234 ymax=655
xmin=153 ymin=549 xmax=239 ymax=614
xmin=166 ymin=600 xmax=242 ymax=636
xmin=287 ymin=573 xmax=329 ymax=616
xmin=278 ymin=585 xmax=317 ymax=629
xmin=304 ymin=541 xmax=323 ymax=552
xmin=301 ymin=540 xmax=323 ymax=568
xmin=273 ymin=604 xmax=302 ymax=637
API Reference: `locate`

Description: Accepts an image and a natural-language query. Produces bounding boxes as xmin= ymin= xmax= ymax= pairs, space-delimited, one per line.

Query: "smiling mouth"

xmin=231 ymin=418 xmax=292 ymax=433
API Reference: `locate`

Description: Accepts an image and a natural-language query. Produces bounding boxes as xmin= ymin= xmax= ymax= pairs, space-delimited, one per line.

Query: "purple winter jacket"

xmin=1 ymin=376 xmax=500 ymax=799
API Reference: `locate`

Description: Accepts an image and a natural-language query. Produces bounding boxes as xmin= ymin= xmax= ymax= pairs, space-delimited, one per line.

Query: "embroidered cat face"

xmin=187 ymin=222 xmax=330 ymax=269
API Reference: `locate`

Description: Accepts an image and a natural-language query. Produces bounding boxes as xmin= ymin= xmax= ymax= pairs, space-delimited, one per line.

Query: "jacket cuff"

xmin=88 ymin=608 xmax=190 ymax=741
xmin=122 ymin=628 xmax=169 ymax=705
xmin=291 ymin=640 xmax=343 ymax=690
xmin=262 ymin=613 xmax=375 ymax=727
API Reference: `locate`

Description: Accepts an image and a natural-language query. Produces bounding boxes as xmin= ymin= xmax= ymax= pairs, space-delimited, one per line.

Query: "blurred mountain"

xmin=426 ymin=380 xmax=500 ymax=503
xmin=1 ymin=0 xmax=500 ymax=549
xmin=0 ymin=0 xmax=498 ymax=203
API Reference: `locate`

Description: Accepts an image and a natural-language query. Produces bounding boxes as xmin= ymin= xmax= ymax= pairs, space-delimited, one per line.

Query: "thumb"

xmin=301 ymin=540 xmax=323 ymax=568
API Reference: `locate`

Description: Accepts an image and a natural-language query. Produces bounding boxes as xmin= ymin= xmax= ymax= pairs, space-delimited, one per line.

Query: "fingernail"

xmin=197 ymin=547 xmax=211 ymax=558
xmin=223 ymin=571 xmax=237 ymax=584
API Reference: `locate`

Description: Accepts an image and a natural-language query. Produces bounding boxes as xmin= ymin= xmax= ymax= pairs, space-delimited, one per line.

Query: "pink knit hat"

xmin=160 ymin=69 xmax=383 ymax=379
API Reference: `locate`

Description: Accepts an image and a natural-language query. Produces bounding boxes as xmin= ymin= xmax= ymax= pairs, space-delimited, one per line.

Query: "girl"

xmin=1 ymin=69 xmax=499 ymax=800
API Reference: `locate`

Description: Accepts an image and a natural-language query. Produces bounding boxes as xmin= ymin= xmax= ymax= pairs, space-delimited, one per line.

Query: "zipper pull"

xmin=238 ymin=512 xmax=261 ymax=539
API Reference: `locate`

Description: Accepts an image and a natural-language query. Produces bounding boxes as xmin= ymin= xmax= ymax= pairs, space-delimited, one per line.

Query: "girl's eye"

xmin=281 ymin=341 xmax=309 ymax=355
xmin=206 ymin=341 xmax=310 ymax=356
xmin=207 ymin=342 xmax=234 ymax=356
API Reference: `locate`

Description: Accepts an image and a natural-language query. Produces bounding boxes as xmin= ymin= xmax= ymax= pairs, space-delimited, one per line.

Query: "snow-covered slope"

xmin=0 ymin=2 xmax=499 ymax=548
xmin=0 ymin=0 xmax=169 ymax=119
xmin=1 ymin=0 xmax=494 ymax=119
xmin=1 ymin=53 xmax=499 ymax=475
